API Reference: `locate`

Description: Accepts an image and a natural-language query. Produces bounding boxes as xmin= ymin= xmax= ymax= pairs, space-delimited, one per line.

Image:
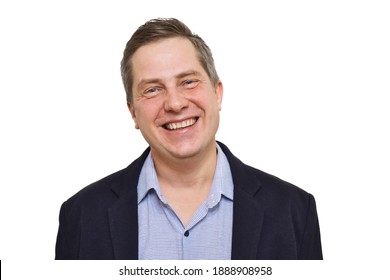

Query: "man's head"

xmin=121 ymin=18 xmax=223 ymax=162
xmin=121 ymin=18 xmax=219 ymax=105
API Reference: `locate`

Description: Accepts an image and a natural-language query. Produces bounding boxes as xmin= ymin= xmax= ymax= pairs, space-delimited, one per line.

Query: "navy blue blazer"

xmin=55 ymin=142 xmax=322 ymax=260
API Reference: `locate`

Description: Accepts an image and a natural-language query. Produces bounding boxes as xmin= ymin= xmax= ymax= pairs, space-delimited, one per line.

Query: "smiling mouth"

xmin=163 ymin=117 xmax=198 ymax=131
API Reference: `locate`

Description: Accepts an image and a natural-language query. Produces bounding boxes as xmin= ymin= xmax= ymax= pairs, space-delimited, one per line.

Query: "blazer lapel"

xmin=218 ymin=142 xmax=265 ymax=260
xmin=107 ymin=147 xmax=150 ymax=260
xmin=231 ymin=187 xmax=265 ymax=259
xmin=108 ymin=190 xmax=138 ymax=259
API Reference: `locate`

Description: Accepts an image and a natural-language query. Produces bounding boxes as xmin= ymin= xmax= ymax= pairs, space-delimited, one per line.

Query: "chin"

xmin=167 ymin=145 xmax=200 ymax=159
xmin=166 ymin=140 xmax=215 ymax=159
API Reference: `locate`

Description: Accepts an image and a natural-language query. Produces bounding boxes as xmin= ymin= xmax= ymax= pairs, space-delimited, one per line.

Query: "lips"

xmin=163 ymin=117 xmax=198 ymax=131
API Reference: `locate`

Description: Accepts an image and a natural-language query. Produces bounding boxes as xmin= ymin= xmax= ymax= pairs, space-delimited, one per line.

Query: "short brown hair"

xmin=120 ymin=18 xmax=219 ymax=104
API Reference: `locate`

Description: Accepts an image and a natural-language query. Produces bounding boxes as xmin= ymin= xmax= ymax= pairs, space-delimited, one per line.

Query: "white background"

xmin=1 ymin=0 xmax=389 ymax=278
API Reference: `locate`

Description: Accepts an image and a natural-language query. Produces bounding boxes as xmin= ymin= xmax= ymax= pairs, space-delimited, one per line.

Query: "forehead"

xmin=131 ymin=37 xmax=205 ymax=81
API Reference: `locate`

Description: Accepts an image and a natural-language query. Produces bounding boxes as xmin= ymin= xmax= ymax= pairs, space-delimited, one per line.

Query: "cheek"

xmin=134 ymin=103 xmax=161 ymax=126
xmin=204 ymin=94 xmax=222 ymax=112
xmin=135 ymin=109 xmax=151 ymax=125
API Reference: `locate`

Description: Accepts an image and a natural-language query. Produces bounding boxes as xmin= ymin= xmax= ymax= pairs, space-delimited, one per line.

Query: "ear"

xmin=215 ymin=80 xmax=224 ymax=111
xmin=127 ymin=102 xmax=139 ymax=129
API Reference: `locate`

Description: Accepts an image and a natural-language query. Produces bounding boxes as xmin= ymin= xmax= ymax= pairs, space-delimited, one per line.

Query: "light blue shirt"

xmin=137 ymin=144 xmax=234 ymax=259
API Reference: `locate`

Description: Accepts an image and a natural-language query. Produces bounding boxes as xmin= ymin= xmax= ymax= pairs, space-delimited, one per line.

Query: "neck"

xmin=151 ymin=142 xmax=218 ymax=189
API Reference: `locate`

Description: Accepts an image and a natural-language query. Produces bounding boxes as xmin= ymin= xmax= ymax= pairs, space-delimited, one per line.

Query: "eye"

xmin=146 ymin=87 xmax=157 ymax=94
xmin=182 ymin=79 xmax=199 ymax=89
xmin=143 ymin=87 xmax=162 ymax=97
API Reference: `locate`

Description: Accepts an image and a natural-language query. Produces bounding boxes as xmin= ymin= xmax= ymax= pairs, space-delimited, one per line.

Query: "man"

xmin=55 ymin=18 xmax=322 ymax=260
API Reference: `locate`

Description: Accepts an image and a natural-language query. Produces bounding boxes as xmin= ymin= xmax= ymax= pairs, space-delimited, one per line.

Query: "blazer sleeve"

xmin=55 ymin=201 xmax=80 ymax=260
xmin=299 ymin=194 xmax=323 ymax=259
xmin=55 ymin=203 xmax=66 ymax=259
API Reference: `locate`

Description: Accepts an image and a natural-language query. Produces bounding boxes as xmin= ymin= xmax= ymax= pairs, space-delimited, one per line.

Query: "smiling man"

xmin=55 ymin=18 xmax=322 ymax=260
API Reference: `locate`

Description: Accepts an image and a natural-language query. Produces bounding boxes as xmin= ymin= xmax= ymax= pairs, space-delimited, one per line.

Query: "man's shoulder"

xmin=66 ymin=168 xmax=126 ymax=203
xmin=218 ymin=142 xmax=313 ymax=204
xmin=60 ymin=168 xmax=127 ymax=216
xmin=61 ymin=147 xmax=150 ymax=211
xmin=246 ymin=164 xmax=310 ymax=199
xmin=240 ymin=163 xmax=317 ymax=220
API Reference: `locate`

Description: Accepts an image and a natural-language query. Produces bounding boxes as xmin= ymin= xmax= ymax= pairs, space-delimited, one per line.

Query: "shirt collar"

xmin=206 ymin=144 xmax=234 ymax=208
xmin=137 ymin=143 xmax=234 ymax=204
xmin=137 ymin=152 xmax=162 ymax=204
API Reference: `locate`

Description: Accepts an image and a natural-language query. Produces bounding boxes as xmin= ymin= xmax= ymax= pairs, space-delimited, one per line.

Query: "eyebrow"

xmin=136 ymin=70 xmax=202 ymax=92
xmin=175 ymin=70 xmax=202 ymax=79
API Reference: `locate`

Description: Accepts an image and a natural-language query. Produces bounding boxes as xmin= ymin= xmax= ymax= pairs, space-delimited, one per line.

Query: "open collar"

xmin=107 ymin=143 xmax=265 ymax=259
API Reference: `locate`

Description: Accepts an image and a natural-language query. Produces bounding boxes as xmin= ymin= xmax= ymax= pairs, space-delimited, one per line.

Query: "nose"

xmin=163 ymin=88 xmax=189 ymax=112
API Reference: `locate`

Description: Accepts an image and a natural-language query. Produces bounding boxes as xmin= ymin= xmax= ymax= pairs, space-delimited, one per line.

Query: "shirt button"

xmin=184 ymin=230 xmax=190 ymax=237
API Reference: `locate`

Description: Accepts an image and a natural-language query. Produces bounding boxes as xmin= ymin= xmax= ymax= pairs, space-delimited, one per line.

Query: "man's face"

xmin=128 ymin=37 xmax=223 ymax=161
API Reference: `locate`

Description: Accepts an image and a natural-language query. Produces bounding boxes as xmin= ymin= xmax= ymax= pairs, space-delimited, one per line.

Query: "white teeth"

xmin=165 ymin=118 xmax=196 ymax=130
